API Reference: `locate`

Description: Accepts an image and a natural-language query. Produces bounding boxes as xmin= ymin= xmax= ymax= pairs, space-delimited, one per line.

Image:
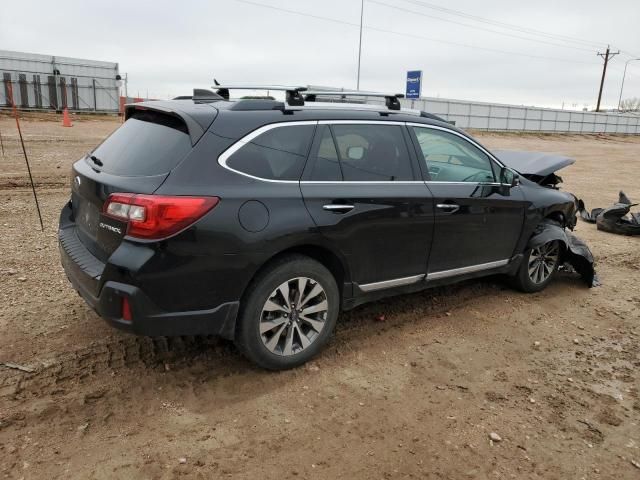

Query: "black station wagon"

xmin=59 ymin=86 xmax=584 ymax=369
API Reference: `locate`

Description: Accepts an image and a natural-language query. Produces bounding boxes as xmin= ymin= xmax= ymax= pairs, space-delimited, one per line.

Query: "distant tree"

xmin=619 ymin=97 xmax=640 ymax=112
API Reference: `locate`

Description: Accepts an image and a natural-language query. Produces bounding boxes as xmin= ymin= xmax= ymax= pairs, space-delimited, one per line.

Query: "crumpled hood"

xmin=493 ymin=150 xmax=576 ymax=177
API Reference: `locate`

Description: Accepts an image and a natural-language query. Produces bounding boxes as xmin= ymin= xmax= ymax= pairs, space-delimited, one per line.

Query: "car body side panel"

xmin=147 ymin=178 xmax=322 ymax=311
xmin=424 ymin=183 xmax=526 ymax=272
xmin=301 ymin=182 xmax=435 ymax=286
xmin=511 ymin=179 xmax=577 ymax=255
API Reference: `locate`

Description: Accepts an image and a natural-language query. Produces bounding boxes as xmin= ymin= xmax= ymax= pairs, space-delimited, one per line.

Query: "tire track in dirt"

xmin=0 ymin=336 xmax=229 ymax=399
xmin=0 ymin=280 xmax=506 ymax=399
xmin=0 ymin=271 xmax=596 ymax=404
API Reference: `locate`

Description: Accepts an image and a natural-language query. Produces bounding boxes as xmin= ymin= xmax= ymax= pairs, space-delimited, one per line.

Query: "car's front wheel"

xmin=235 ymin=255 xmax=339 ymax=370
xmin=512 ymin=240 xmax=562 ymax=293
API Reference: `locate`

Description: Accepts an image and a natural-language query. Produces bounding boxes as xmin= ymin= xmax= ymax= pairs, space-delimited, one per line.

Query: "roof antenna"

xmin=193 ymin=89 xmax=223 ymax=103
xmin=7 ymin=83 xmax=44 ymax=231
xmin=213 ymin=78 xmax=229 ymax=100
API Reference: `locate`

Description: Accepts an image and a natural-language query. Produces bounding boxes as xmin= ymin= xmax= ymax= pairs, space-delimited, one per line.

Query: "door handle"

xmin=436 ymin=203 xmax=460 ymax=214
xmin=323 ymin=204 xmax=355 ymax=213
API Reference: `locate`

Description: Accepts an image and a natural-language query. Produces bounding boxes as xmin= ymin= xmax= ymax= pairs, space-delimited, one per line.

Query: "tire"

xmin=512 ymin=240 xmax=562 ymax=293
xmin=235 ymin=254 xmax=340 ymax=370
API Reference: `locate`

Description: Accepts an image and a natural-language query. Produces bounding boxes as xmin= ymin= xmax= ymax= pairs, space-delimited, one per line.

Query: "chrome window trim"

xmin=405 ymin=122 xmax=506 ymax=170
xmin=425 ymin=181 xmax=509 ymax=186
xmin=359 ymin=274 xmax=424 ymax=292
xmin=426 ymin=259 xmax=509 ymax=281
xmin=217 ymin=119 xmax=505 ymax=184
xmin=217 ymin=120 xmax=318 ymax=183
xmin=300 ymin=181 xmax=425 ymax=185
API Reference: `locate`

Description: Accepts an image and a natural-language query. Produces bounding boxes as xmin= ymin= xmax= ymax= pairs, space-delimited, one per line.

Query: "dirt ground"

xmin=0 ymin=113 xmax=639 ymax=479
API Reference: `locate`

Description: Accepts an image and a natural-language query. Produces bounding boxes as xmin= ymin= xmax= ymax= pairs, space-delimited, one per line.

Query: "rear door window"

xmin=89 ymin=111 xmax=192 ymax=176
xmin=331 ymin=124 xmax=414 ymax=181
xmin=305 ymin=125 xmax=343 ymax=181
xmin=225 ymin=124 xmax=315 ymax=181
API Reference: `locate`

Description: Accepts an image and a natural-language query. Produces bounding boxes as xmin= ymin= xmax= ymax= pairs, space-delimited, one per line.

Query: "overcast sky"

xmin=1 ymin=0 xmax=638 ymax=108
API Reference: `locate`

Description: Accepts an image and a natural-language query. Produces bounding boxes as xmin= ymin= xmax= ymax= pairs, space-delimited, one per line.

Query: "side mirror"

xmin=500 ymin=167 xmax=520 ymax=188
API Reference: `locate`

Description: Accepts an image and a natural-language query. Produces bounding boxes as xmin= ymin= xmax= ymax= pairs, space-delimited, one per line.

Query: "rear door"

xmin=300 ymin=121 xmax=435 ymax=292
xmin=71 ymin=109 xmax=198 ymax=261
xmin=407 ymin=124 xmax=526 ymax=278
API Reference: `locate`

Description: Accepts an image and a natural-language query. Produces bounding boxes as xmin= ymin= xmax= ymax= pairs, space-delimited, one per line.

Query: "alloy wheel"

xmin=259 ymin=277 xmax=329 ymax=356
xmin=528 ymin=242 xmax=560 ymax=284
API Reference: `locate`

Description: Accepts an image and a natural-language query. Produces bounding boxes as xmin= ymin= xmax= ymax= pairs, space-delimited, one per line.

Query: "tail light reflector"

xmin=121 ymin=297 xmax=132 ymax=322
xmin=103 ymin=193 xmax=219 ymax=240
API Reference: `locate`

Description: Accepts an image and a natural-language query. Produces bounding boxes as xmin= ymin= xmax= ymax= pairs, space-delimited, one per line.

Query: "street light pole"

xmin=356 ymin=0 xmax=364 ymax=91
xmin=618 ymin=58 xmax=640 ymax=111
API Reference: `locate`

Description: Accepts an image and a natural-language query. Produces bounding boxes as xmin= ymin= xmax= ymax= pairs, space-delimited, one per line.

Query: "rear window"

xmin=88 ymin=111 xmax=191 ymax=176
xmin=225 ymin=124 xmax=315 ymax=181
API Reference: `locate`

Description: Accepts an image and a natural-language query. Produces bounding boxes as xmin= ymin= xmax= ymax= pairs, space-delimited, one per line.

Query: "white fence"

xmin=395 ymin=97 xmax=640 ymax=134
xmin=309 ymin=87 xmax=640 ymax=135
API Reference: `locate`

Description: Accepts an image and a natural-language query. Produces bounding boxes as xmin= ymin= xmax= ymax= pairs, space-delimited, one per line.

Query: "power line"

xmin=233 ymin=0 xmax=599 ymax=65
xmin=619 ymin=49 xmax=640 ymax=60
xmin=368 ymin=0 xmax=596 ymax=53
xmin=402 ymin=0 xmax=640 ymax=58
xmin=399 ymin=0 xmax=606 ymax=49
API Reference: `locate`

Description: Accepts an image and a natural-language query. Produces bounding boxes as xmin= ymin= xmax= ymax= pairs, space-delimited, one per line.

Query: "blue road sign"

xmin=406 ymin=70 xmax=422 ymax=99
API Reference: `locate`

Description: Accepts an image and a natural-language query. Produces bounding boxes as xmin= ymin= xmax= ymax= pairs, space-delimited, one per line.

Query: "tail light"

xmin=103 ymin=193 xmax=219 ymax=240
xmin=121 ymin=297 xmax=132 ymax=322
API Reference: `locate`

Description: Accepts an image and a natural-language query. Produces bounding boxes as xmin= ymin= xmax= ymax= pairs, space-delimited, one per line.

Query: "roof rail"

xmin=304 ymin=90 xmax=405 ymax=110
xmin=206 ymin=84 xmax=408 ymax=111
xmin=210 ymin=84 xmax=307 ymax=106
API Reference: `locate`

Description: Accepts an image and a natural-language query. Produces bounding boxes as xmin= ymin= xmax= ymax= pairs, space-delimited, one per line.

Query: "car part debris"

xmin=578 ymin=191 xmax=640 ymax=236
xmin=527 ymin=220 xmax=599 ymax=287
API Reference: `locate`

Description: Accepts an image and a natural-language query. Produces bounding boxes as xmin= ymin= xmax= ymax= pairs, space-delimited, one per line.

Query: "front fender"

xmin=527 ymin=220 xmax=598 ymax=287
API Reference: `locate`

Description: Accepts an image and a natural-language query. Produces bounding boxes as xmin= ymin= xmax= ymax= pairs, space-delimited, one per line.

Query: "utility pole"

xmin=356 ymin=0 xmax=364 ymax=91
xmin=596 ymin=45 xmax=619 ymax=112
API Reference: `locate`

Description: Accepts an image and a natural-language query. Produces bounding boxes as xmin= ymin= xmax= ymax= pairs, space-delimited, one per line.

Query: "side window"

xmin=331 ymin=124 xmax=414 ymax=181
xmin=411 ymin=127 xmax=495 ymax=183
xmin=306 ymin=125 xmax=342 ymax=181
xmin=225 ymin=124 xmax=315 ymax=180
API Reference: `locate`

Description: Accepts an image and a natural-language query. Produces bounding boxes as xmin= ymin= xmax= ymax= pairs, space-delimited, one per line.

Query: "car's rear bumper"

xmin=59 ymin=207 xmax=239 ymax=339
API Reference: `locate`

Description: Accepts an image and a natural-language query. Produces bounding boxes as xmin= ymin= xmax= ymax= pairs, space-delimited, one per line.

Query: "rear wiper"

xmin=89 ymin=155 xmax=103 ymax=167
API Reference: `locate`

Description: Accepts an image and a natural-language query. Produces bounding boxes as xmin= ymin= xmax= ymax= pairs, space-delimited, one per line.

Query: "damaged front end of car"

xmin=494 ymin=150 xmax=576 ymax=189
xmin=527 ymin=220 xmax=599 ymax=287
xmin=495 ymin=150 xmax=598 ymax=287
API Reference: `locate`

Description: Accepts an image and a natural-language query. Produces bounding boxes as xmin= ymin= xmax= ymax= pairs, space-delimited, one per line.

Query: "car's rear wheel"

xmin=512 ymin=240 xmax=562 ymax=293
xmin=235 ymin=255 xmax=339 ymax=370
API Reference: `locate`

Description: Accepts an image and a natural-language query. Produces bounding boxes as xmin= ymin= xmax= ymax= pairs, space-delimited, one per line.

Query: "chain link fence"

xmin=1 ymin=75 xmax=119 ymax=113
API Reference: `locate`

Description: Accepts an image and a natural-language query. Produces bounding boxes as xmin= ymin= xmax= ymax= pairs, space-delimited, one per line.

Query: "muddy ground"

xmin=0 ymin=114 xmax=639 ymax=479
